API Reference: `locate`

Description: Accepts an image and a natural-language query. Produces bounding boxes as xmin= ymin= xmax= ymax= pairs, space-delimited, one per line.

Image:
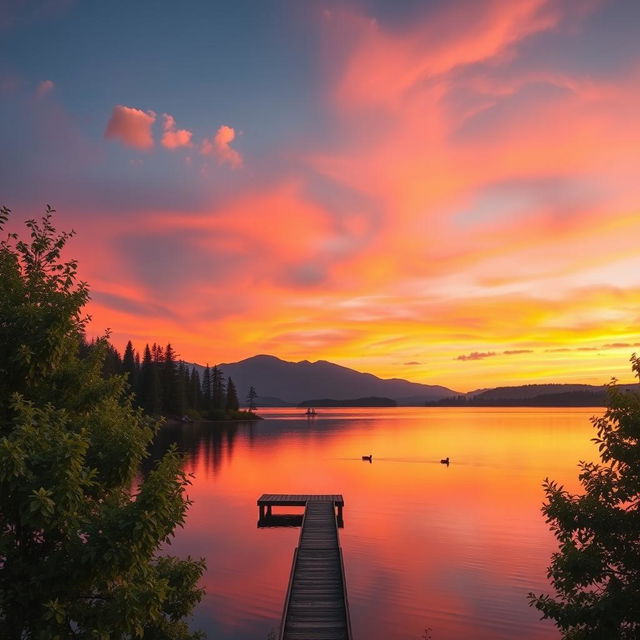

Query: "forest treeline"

xmin=425 ymin=389 xmax=607 ymax=407
xmin=93 ymin=339 xmax=258 ymax=420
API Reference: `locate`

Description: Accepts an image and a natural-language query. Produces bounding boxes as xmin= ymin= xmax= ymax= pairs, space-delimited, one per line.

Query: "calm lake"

xmin=150 ymin=407 xmax=602 ymax=640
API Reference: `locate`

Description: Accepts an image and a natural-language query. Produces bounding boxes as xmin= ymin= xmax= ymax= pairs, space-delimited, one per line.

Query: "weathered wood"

xmin=258 ymin=494 xmax=344 ymax=507
xmin=257 ymin=495 xmax=351 ymax=640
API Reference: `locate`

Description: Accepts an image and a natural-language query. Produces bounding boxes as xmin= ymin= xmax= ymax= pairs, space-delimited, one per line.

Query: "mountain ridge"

xmin=184 ymin=354 xmax=636 ymax=407
xmin=187 ymin=354 xmax=459 ymax=405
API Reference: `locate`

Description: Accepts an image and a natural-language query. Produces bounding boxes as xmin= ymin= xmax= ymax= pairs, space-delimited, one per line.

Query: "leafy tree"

xmin=246 ymin=386 xmax=258 ymax=412
xmin=529 ymin=355 xmax=640 ymax=639
xmin=0 ymin=206 xmax=205 ymax=639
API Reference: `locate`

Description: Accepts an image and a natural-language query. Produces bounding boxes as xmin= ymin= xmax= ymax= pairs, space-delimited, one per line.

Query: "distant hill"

xmin=428 ymin=383 xmax=637 ymax=407
xmin=469 ymin=384 xmax=603 ymax=400
xmin=197 ymin=355 xmax=459 ymax=405
xmin=298 ymin=397 xmax=397 ymax=407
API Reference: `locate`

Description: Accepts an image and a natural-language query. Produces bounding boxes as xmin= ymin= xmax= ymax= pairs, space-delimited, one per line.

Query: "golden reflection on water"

xmin=155 ymin=407 xmax=601 ymax=640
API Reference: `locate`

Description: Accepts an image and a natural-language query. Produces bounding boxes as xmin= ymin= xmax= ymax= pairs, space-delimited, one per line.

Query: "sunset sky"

xmin=2 ymin=0 xmax=639 ymax=391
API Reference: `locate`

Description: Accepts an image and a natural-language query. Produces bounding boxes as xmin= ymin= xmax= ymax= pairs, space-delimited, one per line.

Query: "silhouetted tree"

xmin=134 ymin=350 xmax=141 ymax=399
xmin=151 ymin=342 xmax=163 ymax=364
xmin=101 ymin=341 xmax=121 ymax=378
xmin=189 ymin=367 xmax=202 ymax=414
xmin=202 ymin=365 xmax=212 ymax=413
xmin=211 ymin=365 xmax=225 ymax=411
xmin=247 ymin=386 xmax=258 ymax=411
xmin=174 ymin=360 xmax=188 ymax=417
xmin=226 ymin=377 xmax=239 ymax=412
xmin=529 ymin=355 xmax=640 ymax=638
xmin=122 ymin=339 xmax=137 ymax=390
xmin=162 ymin=344 xmax=180 ymax=415
xmin=140 ymin=344 xmax=162 ymax=416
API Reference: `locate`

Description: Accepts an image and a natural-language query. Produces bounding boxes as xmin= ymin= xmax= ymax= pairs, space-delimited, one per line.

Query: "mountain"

xmin=207 ymin=355 xmax=459 ymax=405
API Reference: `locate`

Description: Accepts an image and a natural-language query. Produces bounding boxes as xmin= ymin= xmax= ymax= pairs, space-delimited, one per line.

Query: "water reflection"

xmin=146 ymin=420 xmax=250 ymax=476
xmin=151 ymin=407 xmax=601 ymax=640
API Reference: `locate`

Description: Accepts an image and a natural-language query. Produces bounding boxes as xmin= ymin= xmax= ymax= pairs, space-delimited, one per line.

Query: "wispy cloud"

xmin=456 ymin=351 xmax=496 ymax=361
xmin=546 ymin=342 xmax=640 ymax=353
xmin=457 ymin=349 xmax=534 ymax=361
xmin=35 ymin=79 xmax=54 ymax=98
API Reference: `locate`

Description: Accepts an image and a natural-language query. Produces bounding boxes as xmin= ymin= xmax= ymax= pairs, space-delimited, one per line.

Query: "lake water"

xmin=150 ymin=407 xmax=602 ymax=640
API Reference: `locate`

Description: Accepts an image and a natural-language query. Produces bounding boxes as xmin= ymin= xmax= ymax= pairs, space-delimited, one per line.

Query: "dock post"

xmin=259 ymin=504 xmax=265 ymax=520
xmin=267 ymin=505 xmax=272 ymax=516
xmin=337 ymin=504 xmax=343 ymax=520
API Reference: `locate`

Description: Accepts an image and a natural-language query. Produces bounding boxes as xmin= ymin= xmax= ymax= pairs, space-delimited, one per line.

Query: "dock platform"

xmin=256 ymin=494 xmax=351 ymax=640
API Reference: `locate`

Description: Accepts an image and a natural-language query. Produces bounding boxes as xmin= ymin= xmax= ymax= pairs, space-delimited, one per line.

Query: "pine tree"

xmin=174 ymin=360 xmax=188 ymax=417
xmin=247 ymin=385 xmax=258 ymax=411
xmin=189 ymin=367 xmax=202 ymax=414
xmin=202 ymin=365 xmax=212 ymax=414
xmin=162 ymin=344 xmax=179 ymax=416
xmin=226 ymin=377 xmax=239 ymax=412
xmin=101 ymin=342 xmax=122 ymax=378
xmin=140 ymin=344 xmax=162 ymax=416
xmin=211 ymin=365 xmax=226 ymax=411
xmin=0 ymin=206 xmax=204 ymax=638
xmin=152 ymin=342 xmax=164 ymax=365
xmin=134 ymin=350 xmax=141 ymax=400
xmin=122 ymin=340 xmax=137 ymax=391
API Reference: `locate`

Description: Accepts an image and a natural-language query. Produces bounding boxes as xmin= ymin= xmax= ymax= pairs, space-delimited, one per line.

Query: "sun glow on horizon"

xmin=2 ymin=0 xmax=639 ymax=391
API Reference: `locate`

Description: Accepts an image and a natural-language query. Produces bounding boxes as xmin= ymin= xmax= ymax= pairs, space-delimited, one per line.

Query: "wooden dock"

xmin=257 ymin=494 xmax=351 ymax=640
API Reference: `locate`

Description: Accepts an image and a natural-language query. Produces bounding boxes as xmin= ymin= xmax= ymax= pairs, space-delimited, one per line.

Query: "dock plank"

xmin=257 ymin=495 xmax=351 ymax=640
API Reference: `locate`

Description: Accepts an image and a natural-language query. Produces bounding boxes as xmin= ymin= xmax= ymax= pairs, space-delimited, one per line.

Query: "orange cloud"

xmin=201 ymin=125 xmax=243 ymax=168
xmin=105 ymin=105 xmax=156 ymax=149
xmin=161 ymin=113 xmax=192 ymax=149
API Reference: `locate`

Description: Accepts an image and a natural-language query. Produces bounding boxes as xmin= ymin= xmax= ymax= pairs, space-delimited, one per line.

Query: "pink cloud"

xmin=105 ymin=105 xmax=156 ymax=150
xmin=36 ymin=79 xmax=54 ymax=98
xmin=161 ymin=113 xmax=192 ymax=149
xmin=330 ymin=0 xmax=564 ymax=111
xmin=201 ymin=125 xmax=243 ymax=168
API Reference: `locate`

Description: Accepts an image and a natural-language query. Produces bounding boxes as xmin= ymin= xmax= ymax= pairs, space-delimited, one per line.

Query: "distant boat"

xmin=305 ymin=407 xmax=317 ymax=417
xmin=362 ymin=455 xmax=372 ymax=462
xmin=440 ymin=457 xmax=450 ymax=465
